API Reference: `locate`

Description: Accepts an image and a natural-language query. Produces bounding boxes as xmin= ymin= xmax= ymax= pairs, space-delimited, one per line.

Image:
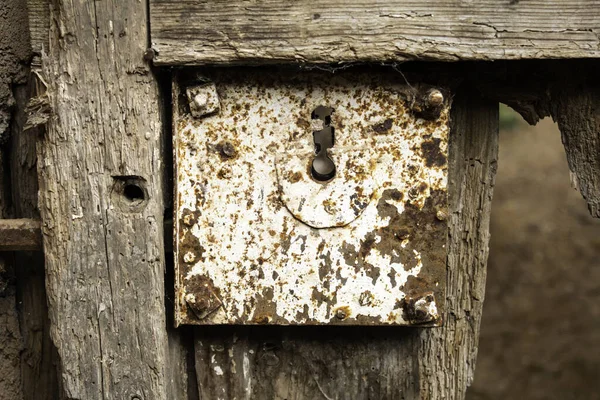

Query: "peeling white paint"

xmin=174 ymin=70 xmax=449 ymax=326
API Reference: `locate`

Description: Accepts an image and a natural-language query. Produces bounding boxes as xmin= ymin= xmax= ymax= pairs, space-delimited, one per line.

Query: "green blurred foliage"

xmin=499 ymin=103 xmax=523 ymax=131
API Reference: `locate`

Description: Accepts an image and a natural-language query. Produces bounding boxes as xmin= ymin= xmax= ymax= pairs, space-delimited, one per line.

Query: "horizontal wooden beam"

xmin=149 ymin=0 xmax=600 ymax=65
xmin=0 ymin=219 xmax=43 ymax=251
xmin=0 ymin=219 xmax=174 ymax=252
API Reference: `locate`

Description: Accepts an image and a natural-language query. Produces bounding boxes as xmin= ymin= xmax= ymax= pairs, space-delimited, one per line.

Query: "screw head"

xmin=220 ymin=141 xmax=237 ymax=159
xmin=143 ymin=48 xmax=156 ymax=61
xmin=196 ymin=297 xmax=211 ymax=310
xmin=436 ymin=209 xmax=448 ymax=221
xmin=335 ymin=308 xmax=348 ymax=320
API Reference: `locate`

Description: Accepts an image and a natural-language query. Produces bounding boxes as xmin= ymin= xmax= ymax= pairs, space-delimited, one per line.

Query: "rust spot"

xmin=296 ymin=117 xmax=310 ymax=131
xmin=421 ymin=137 xmax=446 ymax=168
xmin=371 ymin=188 xmax=447 ymax=315
xmin=288 ymin=171 xmax=303 ymax=183
xmin=178 ymin=224 xmax=205 ymax=266
xmin=402 ymin=274 xmax=431 ymax=296
xmin=181 ymin=208 xmax=198 ymax=227
xmin=372 ymin=118 xmax=393 ymax=134
xmin=217 ymin=167 xmax=232 ymax=179
xmin=359 ymin=291 xmax=374 ymax=306
xmin=251 ymin=287 xmax=277 ymax=324
xmin=340 ymin=239 xmax=380 ymax=284
xmin=400 ymin=291 xmax=439 ymax=325
xmin=183 ymin=274 xmax=223 ymax=321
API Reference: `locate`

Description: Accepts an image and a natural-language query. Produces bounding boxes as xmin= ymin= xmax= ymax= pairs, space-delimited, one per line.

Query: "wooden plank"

xmin=0 ymin=219 xmax=42 ymax=251
xmin=149 ymin=0 xmax=600 ymax=65
xmin=11 ymin=80 xmax=60 ymax=400
xmin=193 ymin=87 xmax=498 ymax=399
xmin=0 ymin=0 xmax=34 ymax=397
xmin=26 ymin=0 xmax=49 ymax=57
xmin=36 ymin=1 xmax=178 ymax=398
xmin=0 ymin=219 xmax=174 ymax=252
xmin=0 ymin=130 xmax=23 ymax=400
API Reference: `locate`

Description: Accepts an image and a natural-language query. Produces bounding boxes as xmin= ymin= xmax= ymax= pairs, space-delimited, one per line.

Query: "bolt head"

xmin=186 ymin=83 xmax=220 ymax=118
xmin=196 ymin=297 xmax=211 ymax=310
xmin=193 ymin=92 xmax=209 ymax=109
xmin=183 ymin=251 xmax=196 ymax=263
xmin=411 ymin=87 xmax=445 ymax=120
xmin=427 ymin=89 xmax=444 ymax=107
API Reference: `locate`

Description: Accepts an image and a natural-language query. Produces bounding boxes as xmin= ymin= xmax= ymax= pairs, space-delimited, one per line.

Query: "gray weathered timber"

xmin=0 ymin=219 xmax=42 ymax=251
xmin=37 ymin=0 xmax=176 ymax=398
xmin=0 ymin=142 xmax=23 ymax=400
xmin=551 ymin=86 xmax=600 ymax=218
xmin=11 ymin=80 xmax=60 ymax=400
xmin=0 ymin=0 xmax=32 ymax=397
xmin=193 ymin=88 xmax=498 ymax=399
xmin=149 ymin=0 xmax=600 ymax=65
xmin=474 ymin=60 xmax=600 ymax=218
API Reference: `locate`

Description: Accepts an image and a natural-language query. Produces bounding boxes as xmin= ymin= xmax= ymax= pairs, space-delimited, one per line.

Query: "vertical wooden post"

xmin=418 ymin=88 xmax=498 ymax=398
xmin=37 ymin=1 xmax=171 ymax=398
xmin=192 ymin=88 xmax=499 ymax=399
xmin=12 ymin=80 xmax=60 ymax=399
xmin=0 ymin=136 xmax=23 ymax=400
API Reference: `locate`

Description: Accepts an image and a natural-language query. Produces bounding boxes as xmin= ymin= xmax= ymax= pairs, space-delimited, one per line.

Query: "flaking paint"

xmin=174 ymin=68 xmax=450 ymax=326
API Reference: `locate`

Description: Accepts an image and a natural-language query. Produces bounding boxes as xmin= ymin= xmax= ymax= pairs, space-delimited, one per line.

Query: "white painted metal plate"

xmin=174 ymin=68 xmax=450 ymax=326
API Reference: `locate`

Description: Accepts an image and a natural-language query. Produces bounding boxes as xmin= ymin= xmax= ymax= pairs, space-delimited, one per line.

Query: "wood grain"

xmin=149 ymin=0 xmax=600 ymax=65
xmin=11 ymin=80 xmax=60 ymax=400
xmin=473 ymin=60 xmax=600 ymax=219
xmin=192 ymin=88 xmax=499 ymax=399
xmin=552 ymin=85 xmax=600 ymax=218
xmin=37 ymin=0 xmax=175 ymax=398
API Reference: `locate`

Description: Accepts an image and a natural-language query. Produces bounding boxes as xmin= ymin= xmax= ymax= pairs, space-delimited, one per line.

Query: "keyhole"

xmin=311 ymin=106 xmax=336 ymax=182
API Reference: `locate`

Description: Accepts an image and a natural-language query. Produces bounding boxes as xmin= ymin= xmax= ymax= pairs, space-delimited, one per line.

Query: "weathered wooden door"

xmin=1 ymin=1 xmax=598 ymax=399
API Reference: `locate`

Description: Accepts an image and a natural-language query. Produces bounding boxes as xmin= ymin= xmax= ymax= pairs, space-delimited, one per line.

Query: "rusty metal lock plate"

xmin=173 ymin=68 xmax=450 ymax=326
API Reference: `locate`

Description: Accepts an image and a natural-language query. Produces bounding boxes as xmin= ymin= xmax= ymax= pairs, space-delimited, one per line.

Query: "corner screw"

xmin=427 ymin=89 xmax=444 ymax=108
xmin=402 ymin=292 xmax=439 ymax=324
xmin=186 ymin=83 xmax=220 ymax=118
xmin=411 ymin=88 xmax=445 ymax=120
xmin=196 ymin=297 xmax=211 ymax=311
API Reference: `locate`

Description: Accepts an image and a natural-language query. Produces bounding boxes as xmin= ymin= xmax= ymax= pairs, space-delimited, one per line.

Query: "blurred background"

xmin=466 ymin=106 xmax=600 ymax=400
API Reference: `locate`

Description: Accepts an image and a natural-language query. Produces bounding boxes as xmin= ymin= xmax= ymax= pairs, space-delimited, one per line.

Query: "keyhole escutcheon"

xmin=311 ymin=106 xmax=336 ymax=182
